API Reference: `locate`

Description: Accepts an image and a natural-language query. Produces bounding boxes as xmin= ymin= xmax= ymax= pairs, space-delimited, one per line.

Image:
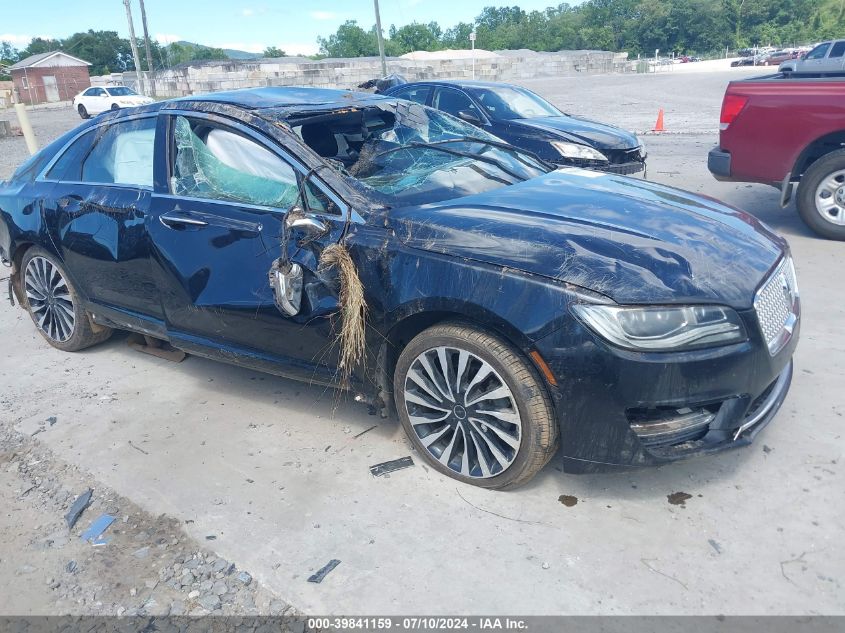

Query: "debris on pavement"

xmin=308 ymin=559 xmax=341 ymax=583
xmin=0 ymin=377 xmax=292 ymax=617
xmin=708 ymin=539 xmax=723 ymax=554
xmin=127 ymin=333 xmax=187 ymax=363
xmin=64 ymin=488 xmax=93 ymax=529
xmin=79 ymin=514 xmax=115 ymax=545
xmin=370 ymin=456 xmax=415 ymax=477
xmin=667 ymin=492 xmax=693 ymax=506
xmin=559 ymin=495 xmax=579 ymax=507
xmin=354 ymin=425 xmax=378 ymax=439
xmin=128 ymin=440 xmax=149 ymax=455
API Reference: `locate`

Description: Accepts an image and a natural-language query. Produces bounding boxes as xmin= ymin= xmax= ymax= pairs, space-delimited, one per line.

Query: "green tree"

xmin=441 ymin=22 xmax=474 ymax=48
xmin=61 ymin=30 xmax=132 ymax=75
xmin=263 ymin=46 xmax=286 ymax=58
xmin=162 ymin=42 xmax=227 ymax=66
xmin=388 ymin=22 xmax=443 ymax=54
xmin=17 ymin=37 xmax=63 ymax=59
xmin=1 ymin=41 xmax=17 ymax=79
xmin=317 ymin=21 xmax=380 ymax=57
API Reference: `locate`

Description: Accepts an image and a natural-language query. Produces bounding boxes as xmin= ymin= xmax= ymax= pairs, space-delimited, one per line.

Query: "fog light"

xmin=628 ymin=407 xmax=715 ymax=447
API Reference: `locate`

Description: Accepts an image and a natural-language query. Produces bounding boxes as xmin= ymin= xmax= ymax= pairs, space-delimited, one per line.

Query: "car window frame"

xmin=391 ymin=85 xmax=432 ymax=106
xmin=806 ymin=43 xmax=831 ymax=60
xmin=828 ymin=41 xmax=845 ymax=59
xmin=159 ymin=110 xmax=348 ymax=219
xmin=432 ymin=86 xmax=489 ymax=125
xmin=37 ymin=112 xmax=159 ymax=191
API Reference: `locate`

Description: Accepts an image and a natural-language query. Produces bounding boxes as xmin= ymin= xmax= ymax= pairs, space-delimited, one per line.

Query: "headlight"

xmin=551 ymin=141 xmax=608 ymax=162
xmin=572 ymin=304 xmax=747 ymax=351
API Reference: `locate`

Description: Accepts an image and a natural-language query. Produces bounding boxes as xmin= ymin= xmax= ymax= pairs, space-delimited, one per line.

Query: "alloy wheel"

xmin=814 ymin=169 xmax=845 ymax=226
xmin=24 ymin=256 xmax=76 ymax=343
xmin=403 ymin=346 xmax=522 ymax=479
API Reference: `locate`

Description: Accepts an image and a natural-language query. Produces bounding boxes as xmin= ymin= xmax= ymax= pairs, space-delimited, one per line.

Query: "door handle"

xmin=159 ymin=212 xmax=209 ymax=229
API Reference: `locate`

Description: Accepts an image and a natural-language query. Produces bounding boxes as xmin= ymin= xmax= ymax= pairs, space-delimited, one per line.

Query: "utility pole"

xmin=373 ymin=0 xmax=387 ymax=76
xmin=138 ymin=0 xmax=156 ymax=97
xmin=122 ymin=0 xmax=146 ymax=95
xmin=470 ymin=30 xmax=476 ymax=80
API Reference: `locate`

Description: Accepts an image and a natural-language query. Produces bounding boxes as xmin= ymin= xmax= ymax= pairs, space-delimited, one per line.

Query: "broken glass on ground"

xmin=79 ymin=514 xmax=116 ymax=545
xmin=64 ymin=488 xmax=93 ymax=529
xmin=307 ymin=559 xmax=341 ymax=583
xmin=369 ymin=456 xmax=415 ymax=477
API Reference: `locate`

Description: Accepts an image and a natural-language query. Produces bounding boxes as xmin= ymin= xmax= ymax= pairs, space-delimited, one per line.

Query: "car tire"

xmin=796 ymin=149 xmax=845 ymax=240
xmin=393 ymin=322 xmax=559 ymax=490
xmin=20 ymin=247 xmax=113 ymax=352
xmin=77 ymin=104 xmax=89 ymax=119
xmin=111 ymin=103 xmax=120 ymax=111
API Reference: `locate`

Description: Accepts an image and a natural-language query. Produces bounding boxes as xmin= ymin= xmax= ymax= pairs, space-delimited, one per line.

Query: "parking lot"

xmin=1 ymin=65 xmax=843 ymax=616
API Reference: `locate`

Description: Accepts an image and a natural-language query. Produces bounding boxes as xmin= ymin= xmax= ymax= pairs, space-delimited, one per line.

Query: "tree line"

xmin=0 ymin=32 xmax=289 ymax=80
xmin=318 ymin=0 xmax=844 ymax=58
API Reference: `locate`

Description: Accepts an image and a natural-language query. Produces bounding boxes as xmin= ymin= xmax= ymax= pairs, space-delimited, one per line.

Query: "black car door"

xmin=147 ymin=110 xmax=349 ymax=382
xmin=41 ymin=114 xmax=164 ymax=325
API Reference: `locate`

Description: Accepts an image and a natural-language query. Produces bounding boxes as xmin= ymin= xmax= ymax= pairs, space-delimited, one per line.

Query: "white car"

xmin=73 ymin=85 xmax=154 ymax=119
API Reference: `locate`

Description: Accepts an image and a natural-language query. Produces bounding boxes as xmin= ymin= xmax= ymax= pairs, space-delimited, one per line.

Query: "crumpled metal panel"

xmin=386 ymin=168 xmax=786 ymax=309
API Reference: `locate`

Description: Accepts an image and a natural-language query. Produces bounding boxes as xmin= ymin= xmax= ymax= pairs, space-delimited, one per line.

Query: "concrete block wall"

xmin=144 ymin=50 xmax=630 ymax=98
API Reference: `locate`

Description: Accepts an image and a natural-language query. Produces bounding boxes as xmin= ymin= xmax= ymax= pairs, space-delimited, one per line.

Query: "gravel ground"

xmin=0 ymin=418 xmax=297 ymax=619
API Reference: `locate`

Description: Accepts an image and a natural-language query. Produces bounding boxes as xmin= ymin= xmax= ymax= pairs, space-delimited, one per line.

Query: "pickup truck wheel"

xmin=393 ymin=322 xmax=559 ymax=490
xmin=797 ymin=150 xmax=845 ymax=240
xmin=20 ymin=247 xmax=112 ymax=352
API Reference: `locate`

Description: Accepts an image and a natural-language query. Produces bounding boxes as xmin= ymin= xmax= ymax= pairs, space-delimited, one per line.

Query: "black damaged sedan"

xmin=0 ymin=88 xmax=798 ymax=489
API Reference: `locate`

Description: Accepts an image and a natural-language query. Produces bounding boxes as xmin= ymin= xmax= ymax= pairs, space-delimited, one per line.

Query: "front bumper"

xmin=708 ymin=147 xmax=732 ymax=180
xmin=534 ymin=306 xmax=798 ymax=473
xmin=553 ymin=148 xmax=646 ymax=176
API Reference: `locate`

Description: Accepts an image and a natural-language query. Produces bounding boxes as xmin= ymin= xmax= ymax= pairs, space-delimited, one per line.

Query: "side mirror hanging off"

xmin=269 ymin=259 xmax=303 ymax=316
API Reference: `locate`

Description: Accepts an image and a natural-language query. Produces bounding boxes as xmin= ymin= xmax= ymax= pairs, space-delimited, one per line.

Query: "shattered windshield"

xmin=106 ymin=87 xmax=138 ymax=97
xmin=280 ymin=100 xmax=549 ymax=207
xmin=466 ymin=86 xmax=561 ymax=120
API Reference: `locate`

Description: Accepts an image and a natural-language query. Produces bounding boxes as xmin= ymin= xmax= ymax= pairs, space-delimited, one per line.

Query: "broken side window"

xmin=170 ymin=115 xmax=300 ymax=209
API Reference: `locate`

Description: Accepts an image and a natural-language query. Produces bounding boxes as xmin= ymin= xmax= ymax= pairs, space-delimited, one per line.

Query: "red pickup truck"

xmin=708 ymin=75 xmax=845 ymax=240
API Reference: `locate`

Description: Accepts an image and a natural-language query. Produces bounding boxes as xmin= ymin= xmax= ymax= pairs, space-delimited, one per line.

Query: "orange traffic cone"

xmin=652 ymin=108 xmax=665 ymax=132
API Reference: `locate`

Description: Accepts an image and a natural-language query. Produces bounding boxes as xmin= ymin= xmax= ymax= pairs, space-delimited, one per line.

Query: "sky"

xmin=2 ymin=0 xmax=566 ymax=57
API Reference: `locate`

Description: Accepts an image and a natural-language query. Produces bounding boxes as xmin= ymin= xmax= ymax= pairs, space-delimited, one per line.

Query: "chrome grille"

xmin=754 ymin=257 xmax=799 ymax=355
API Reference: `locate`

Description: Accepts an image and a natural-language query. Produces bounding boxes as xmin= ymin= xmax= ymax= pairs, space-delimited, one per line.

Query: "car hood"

xmin=510 ymin=115 xmax=639 ymax=150
xmin=386 ymin=169 xmax=786 ymax=308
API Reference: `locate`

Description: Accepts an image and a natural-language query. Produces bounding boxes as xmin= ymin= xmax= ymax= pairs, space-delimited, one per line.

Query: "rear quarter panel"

xmin=719 ymin=78 xmax=845 ymax=184
xmin=0 ymin=181 xmax=55 ymax=265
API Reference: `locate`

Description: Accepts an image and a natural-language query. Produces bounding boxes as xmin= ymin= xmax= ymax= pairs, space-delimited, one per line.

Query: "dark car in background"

xmin=1 ymin=88 xmax=797 ymax=488
xmin=385 ymin=80 xmax=646 ymax=176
